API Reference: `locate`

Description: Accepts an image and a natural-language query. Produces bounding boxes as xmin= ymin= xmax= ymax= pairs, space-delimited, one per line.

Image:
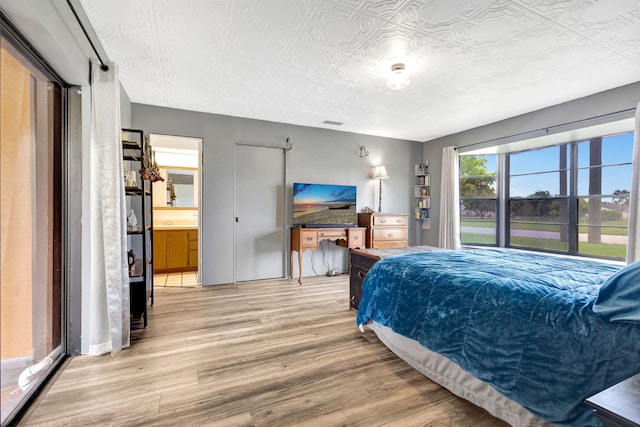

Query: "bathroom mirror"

xmin=152 ymin=167 xmax=198 ymax=208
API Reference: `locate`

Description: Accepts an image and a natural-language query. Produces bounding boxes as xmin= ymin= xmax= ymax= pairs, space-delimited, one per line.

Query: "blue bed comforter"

xmin=356 ymin=249 xmax=640 ymax=426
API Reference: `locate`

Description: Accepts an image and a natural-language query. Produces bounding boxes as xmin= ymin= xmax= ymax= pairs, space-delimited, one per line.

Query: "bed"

xmin=356 ymin=248 xmax=640 ymax=427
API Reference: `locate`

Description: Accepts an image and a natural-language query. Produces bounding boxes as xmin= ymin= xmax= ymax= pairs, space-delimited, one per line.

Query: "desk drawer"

xmin=373 ymin=227 xmax=407 ymax=242
xmin=348 ymin=229 xmax=364 ymax=247
xmin=318 ymin=230 xmax=346 ymax=238
xmin=373 ymin=215 xmax=408 ymax=226
xmin=300 ymin=231 xmax=318 ymax=248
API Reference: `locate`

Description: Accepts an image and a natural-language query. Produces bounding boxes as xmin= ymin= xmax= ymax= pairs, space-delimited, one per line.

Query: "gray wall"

xmin=132 ymin=104 xmax=423 ymax=285
xmin=422 ymin=82 xmax=640 ymax=247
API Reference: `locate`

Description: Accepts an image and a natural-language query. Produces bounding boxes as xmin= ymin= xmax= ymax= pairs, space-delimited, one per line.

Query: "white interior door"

xmin=235 ymin=144 xmax=285 ymax=282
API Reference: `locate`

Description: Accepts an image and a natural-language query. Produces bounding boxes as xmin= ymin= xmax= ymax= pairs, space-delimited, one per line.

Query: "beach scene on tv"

xmin=293 ymin=183 xmax=357 ymax=226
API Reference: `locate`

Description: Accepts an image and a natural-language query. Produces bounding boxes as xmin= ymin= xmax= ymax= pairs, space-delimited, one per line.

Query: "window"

xmin=508 ymin=145 xmax=569 ymax=252
xmin=459 ymin=155 xmax=497 ymax=245
xmin=1 ymin=22 xmax=64 ymax=424
xmin=576 ymin=134 xmax=633 ymax=259
xmin=459 ymin=130 xmax=634 ymax=261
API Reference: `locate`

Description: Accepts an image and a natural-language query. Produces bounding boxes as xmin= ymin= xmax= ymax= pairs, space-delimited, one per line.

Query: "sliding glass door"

xmin=1 ymin=23 xmax=64 ymax=424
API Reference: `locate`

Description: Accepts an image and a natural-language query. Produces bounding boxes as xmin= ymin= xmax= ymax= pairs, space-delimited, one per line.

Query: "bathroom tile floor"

xmin=154 ymin=272 xmax=199 ymax=288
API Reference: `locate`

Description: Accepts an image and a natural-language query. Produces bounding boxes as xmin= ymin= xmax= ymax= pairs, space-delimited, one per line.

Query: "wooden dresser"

xmin=349 ymin=246 xmax=440 ymax=310
xmin=358 ymin=213 xmax=409 ymax=248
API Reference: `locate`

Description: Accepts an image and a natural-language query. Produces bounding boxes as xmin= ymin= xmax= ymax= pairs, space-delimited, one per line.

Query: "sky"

xmin=474 ymin=131 xmax=634 ymax=198
xmin=293 ymin=183 xmax=357 ymax=204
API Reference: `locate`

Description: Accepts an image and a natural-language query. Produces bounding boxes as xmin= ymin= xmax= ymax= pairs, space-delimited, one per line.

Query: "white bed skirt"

xmin=367 ymin=321 xmax=555 ymax=427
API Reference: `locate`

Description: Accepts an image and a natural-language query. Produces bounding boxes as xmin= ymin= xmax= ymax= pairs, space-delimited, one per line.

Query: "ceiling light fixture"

xmin=386 ymin=63 xmax=410 ymax=90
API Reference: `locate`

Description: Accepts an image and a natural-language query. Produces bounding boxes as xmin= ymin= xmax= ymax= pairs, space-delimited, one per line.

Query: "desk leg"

xmin=289 ymin=249 xmax=294 ymax=280
xmin=297 ymin=249 xmax=303 ymax=285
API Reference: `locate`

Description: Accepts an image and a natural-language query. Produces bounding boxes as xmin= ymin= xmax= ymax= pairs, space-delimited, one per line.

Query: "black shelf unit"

xmin=122 ymin=128 xmax=153 ymax=329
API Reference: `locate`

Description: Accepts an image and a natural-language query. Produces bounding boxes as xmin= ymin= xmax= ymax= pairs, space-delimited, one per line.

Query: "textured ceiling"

xmin=79 ymin=0 xmax=640 ymax=142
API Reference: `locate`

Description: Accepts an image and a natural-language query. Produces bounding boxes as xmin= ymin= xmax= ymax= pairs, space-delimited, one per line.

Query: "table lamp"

xmin=370 ymin=165 xmax=389 ymax=213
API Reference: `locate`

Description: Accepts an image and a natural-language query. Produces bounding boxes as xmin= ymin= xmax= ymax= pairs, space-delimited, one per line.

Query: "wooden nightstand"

xmin=586 ymin=373 xmax=640 ymax=427
xmin=358 ymin=213 xmax=409 ymax=248
xmin=349 ymin=246 xmax=440 ymax=310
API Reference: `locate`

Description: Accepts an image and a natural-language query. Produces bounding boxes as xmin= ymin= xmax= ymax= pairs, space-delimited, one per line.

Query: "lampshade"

xmin=370 ymin=165 xmax=389 ymax=180
xmin=386 ymin=63 xmax=410 ymax=90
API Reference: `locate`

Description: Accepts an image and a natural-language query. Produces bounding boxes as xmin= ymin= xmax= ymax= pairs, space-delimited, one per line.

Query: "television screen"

xmin=293 ymin=182 xmax=357 ymax=227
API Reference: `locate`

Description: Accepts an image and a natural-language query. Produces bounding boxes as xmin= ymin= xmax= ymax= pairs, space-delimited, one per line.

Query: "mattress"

xmin=367 ymin=320 xmax=554 ymax=427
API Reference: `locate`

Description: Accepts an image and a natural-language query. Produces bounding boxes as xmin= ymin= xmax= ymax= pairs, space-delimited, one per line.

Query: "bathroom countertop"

xmin=153 ymin=225 xmax=198 ymax=231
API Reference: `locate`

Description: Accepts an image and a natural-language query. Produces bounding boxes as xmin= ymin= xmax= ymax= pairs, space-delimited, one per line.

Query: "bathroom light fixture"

xmin=370 ymin=165 xmax=389 ymax=212
xmin=386 ymin=63 xmax=410 ymax=90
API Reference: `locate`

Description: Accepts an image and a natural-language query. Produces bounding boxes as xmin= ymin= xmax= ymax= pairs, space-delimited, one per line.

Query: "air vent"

xmin=323 ymin=120 xmax=343 ymax=126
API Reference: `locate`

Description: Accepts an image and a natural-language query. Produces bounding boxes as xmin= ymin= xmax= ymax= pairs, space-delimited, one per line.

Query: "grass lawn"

xmin=461 ymin=220 xmax=494 ymax=228
xmin=461 ymin=234 xmax=626 ymax=259
xmin=510 ymin=237 xmax=626 ymax=259
xmin=462 ymin=220 xmax=629 ymax=236
xmin=461 ymin=233 xmax=496 ymax=245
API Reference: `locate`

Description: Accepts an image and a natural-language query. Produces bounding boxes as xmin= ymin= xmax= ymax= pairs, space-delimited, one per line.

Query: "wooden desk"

xmin=290 ymin=227 xmax=365 ymax=284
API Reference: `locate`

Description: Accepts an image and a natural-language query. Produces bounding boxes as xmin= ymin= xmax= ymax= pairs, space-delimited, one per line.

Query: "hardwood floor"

xmin=20 ymin=275 xmax=507 ymax=426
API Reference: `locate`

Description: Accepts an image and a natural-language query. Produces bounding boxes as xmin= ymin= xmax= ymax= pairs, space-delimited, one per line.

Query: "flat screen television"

xmin=292 ymin=182 xmax=357 ymax=227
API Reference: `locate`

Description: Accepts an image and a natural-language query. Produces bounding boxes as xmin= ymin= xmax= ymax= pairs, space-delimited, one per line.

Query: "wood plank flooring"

xmin=20 ymin=275 xmax=507 ymax=426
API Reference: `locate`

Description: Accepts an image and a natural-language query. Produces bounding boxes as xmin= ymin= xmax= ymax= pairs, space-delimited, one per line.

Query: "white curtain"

xmin=439 ymin=146 xmax=461 ymax=249
xmin=88 ymin=62 xmax=130 ymax=355
xmin=627 ymin=102 xmax=640 ymax=264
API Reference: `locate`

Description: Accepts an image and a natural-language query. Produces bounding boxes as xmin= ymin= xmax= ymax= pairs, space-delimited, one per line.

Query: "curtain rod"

xmin=66 ymin=0 xmax=108 ymax=71
xmin=454 ymin=107 xmax=636 ymax=150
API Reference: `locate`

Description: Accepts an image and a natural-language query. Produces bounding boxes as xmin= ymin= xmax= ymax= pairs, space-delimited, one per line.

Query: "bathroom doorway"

xmin=149 ymin=134 xmax=202 ymax=287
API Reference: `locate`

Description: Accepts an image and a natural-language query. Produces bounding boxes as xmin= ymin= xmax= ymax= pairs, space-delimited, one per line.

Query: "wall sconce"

xmin=359 ymin=146 xmax=369 ymax=158
xmin=370 ymin=165 xmax=389 ymax=213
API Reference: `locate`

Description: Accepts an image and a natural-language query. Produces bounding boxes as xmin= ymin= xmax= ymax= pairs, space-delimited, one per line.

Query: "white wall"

xmin=422 ymin=82 xmax=640 ymax=247
xmin=132 ymin=105 xmax=423 ymax=285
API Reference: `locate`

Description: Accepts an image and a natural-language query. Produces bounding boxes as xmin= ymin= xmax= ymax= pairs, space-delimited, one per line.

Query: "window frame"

xmin=459 ymin=129 xmax=634 ymax=262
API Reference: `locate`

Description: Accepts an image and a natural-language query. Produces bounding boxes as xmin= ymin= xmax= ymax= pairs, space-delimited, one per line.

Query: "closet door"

xmin=234 ymin=144 xmax=285 ymax=282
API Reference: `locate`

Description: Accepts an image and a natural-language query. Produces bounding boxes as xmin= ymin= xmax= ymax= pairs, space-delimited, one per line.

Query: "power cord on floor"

xmin=309 ymin=240 xmax=340 ymax=276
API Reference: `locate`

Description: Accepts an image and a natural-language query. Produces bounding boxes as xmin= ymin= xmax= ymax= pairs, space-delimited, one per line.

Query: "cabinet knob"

xmin=380 ymin=219 xmax=386 ymax=223
xmin=396 ymin=219 xmax=401 ymax=223
xmin=306 ymin=237 xmax=313 ymax=241
xmin=387 ymin=233 xmax=394 ymax=237
xmin=353 ymin=236 xmax=359 ymax=240
xmin=358 ymin=271 xmax=365 ymax=279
